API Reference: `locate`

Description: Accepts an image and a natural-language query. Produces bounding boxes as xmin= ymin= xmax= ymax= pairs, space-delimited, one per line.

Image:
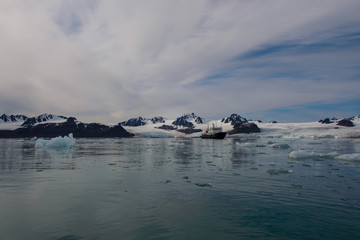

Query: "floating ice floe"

xmin=335 ymin=153 xmax=360 ymax=161
xmin=236 ymin=141 xmax=289 ymax=149
xmin=236 ymin=142 xmax=255 ymax=147
xmin=35 ymin=133 xmax=76 ymax=149
xmin=236 ymin=142 xmax=266 ymax=148
xmin=167 ymin=141 xmax=186 ymax=146
xmin=289 ymin=150 xmax=338 ymax=159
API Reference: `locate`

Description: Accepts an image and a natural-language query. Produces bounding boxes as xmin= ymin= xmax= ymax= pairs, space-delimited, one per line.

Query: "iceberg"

xmin=35 ymin=133 xmax=76 ymax=149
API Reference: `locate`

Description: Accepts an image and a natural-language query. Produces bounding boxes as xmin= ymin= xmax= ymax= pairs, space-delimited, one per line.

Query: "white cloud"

xmin=1 ymin=0 xmax=360 ymax=123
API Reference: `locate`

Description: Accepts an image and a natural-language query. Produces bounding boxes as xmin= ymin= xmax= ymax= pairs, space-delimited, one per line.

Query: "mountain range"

xmin=120 ymin=113 xmax=260 ymax=136
xmin=120 ymin=113 xmax=204 ymax=127
xmin=0 ymin=114 xmax=132 ymax=138
xmin=0 ymin=112 xmax=358 ymax=138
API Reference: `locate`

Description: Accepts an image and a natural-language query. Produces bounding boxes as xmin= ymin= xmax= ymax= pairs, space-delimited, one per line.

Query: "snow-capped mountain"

xmin=119 ymin=112 xmax=263 ymax=138
xmin=21 ymin=114 xmax=69 ymax=127
xmin=2 ymin=112 xmax=358 ymax=139
xmin=0 ymin=114 xmax=28 ymax=123
xmin=0 ymin=114 xmax=28 ymax=130
xmin=150 ymin=116 xmax=166 ymax=124
xmin=319 ymin=116 xmax=358 ymax=127
xmin=0 ymin=113 xmax=70 ymax=130
xmin=172 ymin=113 xmax=204 ymax=127
xmin=221 ymin=114 xmax=247 ymax=125
xmin=120 ymin=117 xmax=147 ymax=127
xmin=120 ymin=116 xmax=166 ymax=127
xmin=120 ymin=113 xmax=204 ymax=128
xmin=119 ymin=113 xmax=206 ymax=137
xmin=0 ymin=114 xmax=133 ymax=138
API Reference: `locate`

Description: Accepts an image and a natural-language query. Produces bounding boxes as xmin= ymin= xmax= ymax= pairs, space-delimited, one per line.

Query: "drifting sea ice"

xmin=289 ymin=150 xmax=338 ymax=159
xmin=335 ymin=153 xmax=360 ymax=161
xmin=35 ymin=133 xmax=76 ymax=149
xmin=236 ymin=142 xmax=266 ymax=148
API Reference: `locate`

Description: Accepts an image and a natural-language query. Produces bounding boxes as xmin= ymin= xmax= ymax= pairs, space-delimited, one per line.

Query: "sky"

xmin=1 ymin=0 xmax=360 ymax=123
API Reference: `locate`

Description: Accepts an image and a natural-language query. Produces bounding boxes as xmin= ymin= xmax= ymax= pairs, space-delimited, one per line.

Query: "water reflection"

xmin=0 ymin=139 xmax=76 ymax=171
xmin=0 ymin=139 xmax=35 ymax=170
xmin=0 ymin=137 xmax=360 ymax=240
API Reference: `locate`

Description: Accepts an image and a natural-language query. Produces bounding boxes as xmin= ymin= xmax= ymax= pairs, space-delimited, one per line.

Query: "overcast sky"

xmin=1 ymin=0 xmax=360 ymax=123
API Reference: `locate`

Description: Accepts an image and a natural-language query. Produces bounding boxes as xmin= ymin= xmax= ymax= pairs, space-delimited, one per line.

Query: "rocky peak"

xmin=120 ymin=117 xmax=147 ymax=127
xmin=0 ymin=114 xmax=28 ymax=123
xmin=319 ymin=118 xmax=334 ymax=124
xmin=21 ymin=114 xmax=68 ymax=127
xmin=336 ymin=118 xmax=355 ymax=127
xmin=172 ymin=113 xmax=204 ymax=127
xmin=221 ymin=114 xmax=248 ymax=125
xmin=120 ymin=116 xmax=167 ymax=126
xmin=151 ymin=116 xmax=166 ymax=124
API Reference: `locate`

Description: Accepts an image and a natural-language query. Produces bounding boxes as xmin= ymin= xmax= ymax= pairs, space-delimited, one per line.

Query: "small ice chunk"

xmin=236 ymin=142 xmax=256 ymax=147
xmin=289 ymin=150 xmax=313 ymax=159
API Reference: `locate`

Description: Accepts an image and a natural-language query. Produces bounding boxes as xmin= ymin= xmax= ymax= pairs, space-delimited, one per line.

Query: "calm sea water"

xmin=1 ymin=137 xmax=360 ymax=240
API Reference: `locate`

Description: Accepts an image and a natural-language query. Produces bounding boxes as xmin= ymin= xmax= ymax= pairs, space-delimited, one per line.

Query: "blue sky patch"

xmin=56 ymin=13 xmax=82 ymax=35
xmin=248 ymin=98 xmax=360 ymax=123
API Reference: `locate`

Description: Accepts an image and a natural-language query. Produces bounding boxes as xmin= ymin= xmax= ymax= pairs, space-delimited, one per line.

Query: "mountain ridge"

xmin=1 ymin=112 xmax=359 ymax=138
xmin=0 ymin=114 xmax=133 ymax=138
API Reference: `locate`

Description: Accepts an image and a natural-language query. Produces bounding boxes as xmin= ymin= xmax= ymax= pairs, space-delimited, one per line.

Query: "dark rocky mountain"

xmin=156 ymin=124 xmax=203 ymax=134
xmin=151 ymin=116 xmax=166 ymax=124
xmin=177 ymin=127 xmax=202 ymax=134
xmin=172 ymin=113 xmax=204 ymax=127
xmin=319 ymin=118 xmax=334 ymax=124
xmin=0 ymin=117 xmax=133 ymax=138
xmin=221 ymin=114 xmax=260 ymax=135
xmin=228 ymin=122 xmax=261 ymax=135
xmin=319 ymin=117 xmax=338 ymax=124
xmin=172 ymin=119 xmax=193 ymax=128
xmin=21 ymin=114 xmax=68 ymax=127
xmin=221 ymin=114 xmax=248 ymax=125
xmin=319 ymin=116 xmax=356 ymax=127
xmin=0 ymin=114 xmax=28 ymax=123
xmin=336 ymin=119 xmax=355 ymax=127
xmin=120 ymin=116 xmax=166 ymax=126
xmin=156 ymin=125 xmax=177 ymax=131
xmin=120 ymin=117 xmax=147 ymax=127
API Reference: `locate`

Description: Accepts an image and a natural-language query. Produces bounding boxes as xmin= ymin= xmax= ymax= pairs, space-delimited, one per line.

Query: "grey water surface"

xmin=1 ymin=137 xmax=360 ymax=240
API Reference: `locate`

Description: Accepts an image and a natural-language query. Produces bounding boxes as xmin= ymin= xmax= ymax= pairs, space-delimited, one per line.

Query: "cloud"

xmin=1 ymin=0 xmax=360 ymax=123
